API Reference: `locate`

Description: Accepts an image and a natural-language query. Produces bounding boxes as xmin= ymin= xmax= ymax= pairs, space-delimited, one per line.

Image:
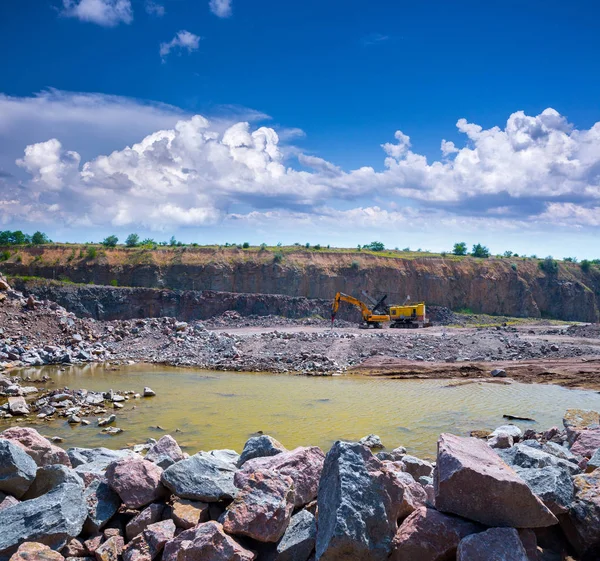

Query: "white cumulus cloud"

xmin=62 ymin=0 xmax=133 ymax=26
xmin=160 ymin=31 xmax=201 ymax=61
xmin=209 ymin=0 xmax=232 ymax=18
xmin=145 ymin=1 xmax=165 ymax=16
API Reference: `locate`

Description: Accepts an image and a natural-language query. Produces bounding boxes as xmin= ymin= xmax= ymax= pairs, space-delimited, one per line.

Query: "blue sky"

xmin=1 ymin=0 xmax=600 ymax=257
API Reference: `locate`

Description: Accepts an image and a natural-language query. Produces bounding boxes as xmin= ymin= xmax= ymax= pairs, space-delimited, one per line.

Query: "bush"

xmin=305 ymin=243 xmax=310 ymax=249
xmin=511 ymin=263 xmax=518 ymax=271
xmin=363 ymin=241 xmax=385 ymax=251
xmin=539 ymin=256 xmax=558 ymax=274
xmin=109 ymin=279 xmax=118 ymax=287
xmin=581 ymin=260 xmax=591 ymax=273
xmin=0 ymin=250 xmax=10 ymax=261
xmin=125 ymin=233 xmax=140 ymax=247
xmin=242 ymin=242 xmax=250 ymax=249
xmin=453 ymin=242 xmax=467 ymax=256
xmin=86 ymin=246 xmax=97 ymax=260
xmin=402 ymin=247 xmax=410 ymax=252
xmin=259 ymin=243 xmax=267 ymax=251
xmin=273 ymin=252 xmax=284 ymax=263
xmin=563 ymin=257 xmax=578 ymax=263
xmin=503 ymin=250 xmax=513 ymax=258
xmin=314 ymin=244 xmax=321 ymax=250
xmin=471 ymin=243 xmax=490 ymax=258
xmin=440 ymin=251 xmax=447 ymax=257
xmin=102 ymin=235 xmax=118 ymax=247
xmin=351 ymin=260 xmax=360 ymax=270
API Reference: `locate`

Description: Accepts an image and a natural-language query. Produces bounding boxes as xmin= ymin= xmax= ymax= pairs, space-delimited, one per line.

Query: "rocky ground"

xmin=1 ymin=409 xmax=599 ymax=560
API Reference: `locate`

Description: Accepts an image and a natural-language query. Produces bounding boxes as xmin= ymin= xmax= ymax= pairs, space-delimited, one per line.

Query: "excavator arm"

xmin=331 ymin=292 xmax=390 ymax=328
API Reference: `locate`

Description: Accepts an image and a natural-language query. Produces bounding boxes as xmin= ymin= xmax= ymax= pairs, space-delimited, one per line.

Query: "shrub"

xmin=86 ymin=246 xmax=97 ymax=260
xmin=581 ymin=260 xmax=591 ymax=273
xmin=109 ymin=279 xmax=118 ymax=287
xmin=0 ymin=250 xmax=10 ymax=261
xmin=402 ymin=247 xmax=410 ymax=252
xmin=15 ymin=254 xmax=22 ymax=263
xmin=351 ymin=260 xmax=360 ymax=270
xmin=273 ymin=252 xmax=284 ymax=263
xmin=503 ymin=250 xmax=513 ymax=257
xmin=305 ymin=243 xmax=310 ymax=249
xmin=314 ymin=244 xmax=321 ymax=250
xmin=102 ymin=235 xmax=118 ymax=248
xmin=440 ymin=251 xmax=447 ymax=257
xmin=453 ymin=242 xmax=467 ymax=256
xmin=471 ymin=243 xmax=490 ymax=258
xmin=259 ymin=243 xmax=267 ymax=251
xmin=363 ymin=241 xmax=385 ymax=251
xmin=125 ymin=233 xmax=140 ymax=247
xmin=511 ymin=263 xmax=518 ymax=271
xmin=277 ymin=242 xmax=282 ymax=247
xmin=539 ymin=256 xmax=559 ymax=274
xmin=563 ymin=257 xmax=577 ymax=263
xmin=242 ymin=242 xmax=250 ymax=249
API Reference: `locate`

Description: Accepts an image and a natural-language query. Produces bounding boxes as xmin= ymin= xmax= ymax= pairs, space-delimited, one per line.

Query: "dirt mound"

xmin=565 ymin=323 xmax=600 ymax=339
xmin=427 ymin=306 xmax=461 ymax=326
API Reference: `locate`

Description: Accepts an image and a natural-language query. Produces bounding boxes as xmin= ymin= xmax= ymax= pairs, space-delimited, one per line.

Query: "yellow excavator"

xmin=331 ymin=292 xmax=390 ymax=329
xmin=331 ymin=291 xmax=431 ymax=329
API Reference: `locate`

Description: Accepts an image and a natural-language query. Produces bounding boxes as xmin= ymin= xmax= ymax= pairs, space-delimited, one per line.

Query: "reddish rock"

xmin=223 ymin=469 xmax=295 ymax=543
xmin=434 ymin=433 xmax=558 ymax=527
xmin=381 ymin=461 xmax=428 ymax=521
xmin=171 ymin=498 xmax=209 ymax=529
xmin=162 ymin=521 xmax=255 ymax=561
xmin=563 ymin=409 xmax=600 ymax=444
xmin=84 ymin=535 xmax=103 ymax=556
xmin=9 ymin=542 xmax=65 ymax=561
xmin=126 ymin=503 xmax=165 ymax=541
xmin=457 ymin=527 xmax=529 ymax=560
xmin=390 ymin=507 xmax=482 ymax=561
xmin=105 ymin=458 xmax=165 ymax=509
xmin=123 ymin=535 xmax=151 ymax=561
xmin=94 ymin=536 xmax=124 ymax=561
xmin=144 ymin=519 xmax=176 ymax=558
xmin=62 ymin=538 xmax=87 ymax=558
xmin=570 ymin=428 xmax=600 ymax=459
xmin=517 ymin=529 xmax=538 ymax=561
xmin=235 ymin=446 xmax=324 ymax=507
xmin=0 ymin=495 xmax=20 ymax=511
xmin=1 ymin=427 xmax=71 ymax=467
xmin=145 ymin=435 xmax=184 ymax=467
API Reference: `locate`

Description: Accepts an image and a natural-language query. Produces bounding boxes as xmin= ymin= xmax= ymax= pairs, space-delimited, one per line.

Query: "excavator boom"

xmin=331 ymin=292 xmax=390 ymax=329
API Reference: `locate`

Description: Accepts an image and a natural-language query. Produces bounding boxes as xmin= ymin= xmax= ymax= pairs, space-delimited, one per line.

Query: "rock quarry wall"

xmin=2 ymin=246 xmax=599 ymax=321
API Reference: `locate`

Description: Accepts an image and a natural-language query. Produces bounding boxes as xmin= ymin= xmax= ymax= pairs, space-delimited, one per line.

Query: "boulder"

xmin=7 ymin=398 xmax=29 ymax=417
xmin=125 ymin=504 xmax=165 ymax=541
xmin=222 ymin=469 xmax=295 ymax=543
xmin=434 ymin=433 xmax=557 ymax=527
xmin=457 ymin=527 xmax=529 ymax=560
xmin=84 ymin=479 xmax=121 ymax=532
xmin=0 ymin=496 xmax=19 ymax=512
xmin=235 ymin=446 xmax=325 ymax=507
xmin=145 ymin=436 xmax=184 ymax=469
xmin=238 ymin=435 xmax=286 ymax=467
xmin=381 ymin=463 xmax=428 ymax=521
xmin=122 ymin=535 xmax=151 ymax=561
xmin=499 ymin=443 xmax=580 ymax=476
xmin=588 ymin=448 xmax=600 ymax=472
xmin=0 ymin=482 xmax=87 ymax=558
xmin=171 ymin=498 xmax=209 ymax=530
xmin=400 ymin=456 xmax=433 ymax=479
xmin=488 ymin=432 xmax=514 ymax=449
xmin=390 ymin=507 xmax=482 ymax=561
xmin=2 ymin=427 xmax=71 ymax=467
xmin=489 ymin=425 xmax=522 ymax=440
xmin=106 ymin=458 xmax=165 ymax=509
xmin=143 ymin=519 xmax=176 ymax=559
xmin=315 ymin=441 xmax=399 ymax=561
xmin=560 ymin=469 xmax=600 ymax=558
xmin=275 ymin=509 xmax=316 ymax=561
xmin=8 ymin=542 xmax=65 ymax=561
xmin=541 ymin=441 xmax=578 ymax=464
xmin=22 ymin=465 xmax=83 ymax=500
xmin=68 ymin=447 xmax=135 ymax=469
xmin=358 ymin=434 xmax=384 ymax=449
xmin=208 ymin=449 xmax=240 ymax=466
xmin=161 ymin=452 xmax=237 ymax=502
xmin=0 ymin=440 xmax=37 ymax=499
xmin=515 ymin=466 xmax=574 ymax=515
xmin=563 ymin=409 xmax=600 ymax=444
xmin=162 ymin=521 xmax=255 ymax=561
xmin=94 ymin=535 xmax=124 ymax=561
xmin=571 ymin=429 xmax=600 ymax=459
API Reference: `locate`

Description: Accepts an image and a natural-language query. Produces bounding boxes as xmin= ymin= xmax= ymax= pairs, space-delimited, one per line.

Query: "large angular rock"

xmin=381 ymin=462 xmax=428 ymax=521
xmin=171 ymin=498 xmax=209 ymax=530
xmin=0 ymin=482 xmax=87 ymax=559
xmin=434 ymin=433 xmax=557 ymax=527
xmin=223 ymin=469 xmax=295 ymax=543
xmin=390 ymin=507 xmax=482 ymax=561
xmin=161 ymin=452 xmax=237 ymax=502
xmin=399 ymin=455 xmax=433 ymax=479
xmin=22 ymin=465 xmax=83 ymax=500
xmin=84 ymin=479 xmax=121 ymax=532
xmin=162 ymin=521 xmax=255 ymax=561
xmin=2 ymin=427 xmax=71 ymax=467
xmin=515 ymin=466 xmax=574 ymax=515
xmin=68 ymin=447 xmax=135 ymax=469
xmin=563 ymin=409 xmax=600 ymax=444
xmin=235 ymin=446 xmax=324 ymax=507
xmin=238 ymin=435 xmax=286 ymax=467
xmin=145 ymin=436 xmax=184 ymax=469
xmin=7 ymin=398 xmax=29 ymax=417
xmin=143 ymin=520 xmax=176 ymax=559
xmin=560 ymin=469 xmax=600 ymax=558
xmin=106 ymin=458 xmax=165 ymax=509
xmin=499 ymin=443 xmax=580 ymax=476
xmin=8 ymin=542 xmax=65 ymax=561
xmin=95 ymin=535 xmax=124 ymax=561
xmin=125 ymin=503 xmax=165 ymax=541
xmin=275 ymin=509 xmax=316 ymax=561
xmin=315 ymin=441 xmax=401 ymax=561
xmin=0 ymin=440 xmax=37 ymax=499
xmin=457 ymin=527 xmax=529 ymax=560
xmin=571 ymin=429 xmax=600 ymax=459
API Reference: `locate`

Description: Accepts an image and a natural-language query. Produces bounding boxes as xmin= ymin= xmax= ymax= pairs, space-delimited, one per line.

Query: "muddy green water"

xmin=5 ymin=364 xmax=600 ymax=459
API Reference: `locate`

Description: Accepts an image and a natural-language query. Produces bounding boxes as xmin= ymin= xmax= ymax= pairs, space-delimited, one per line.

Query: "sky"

xmin=1 ymin=0 xmax=600 ymax=257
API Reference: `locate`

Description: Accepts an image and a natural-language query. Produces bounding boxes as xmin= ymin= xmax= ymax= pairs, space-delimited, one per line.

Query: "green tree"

xmin=125 ymin=233 xmax=140 ymax=247
xmin=503 ymin=250 xmax=513 ymax=258
xmin=31 ymin=231 xmax=50 ymax=245
xmin=169 ymin=236 xmax=177 ymax=247
xmin=364 ymin=241 xmax=385 ymax=251
xmin=242 ymin=242 xmax=250 ymax=249
xmin=471 ymin=243 xmax=490 ymax=258
xmin=452 ymin=242 xmax=467 ymax=256
xmin=102 ymin=235 xmax=119 ymax=247
xmin=581 ymin=259 xmax=591 ymax=273
xmin=539 ymin=256 xmax=558 ymax=274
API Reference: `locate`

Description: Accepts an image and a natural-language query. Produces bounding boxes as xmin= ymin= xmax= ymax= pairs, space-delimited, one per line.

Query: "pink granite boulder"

xmin=105 ymin=458 xmax=165 ymax=509
xmin=457 ymin=527 xmax=529 ymax=560
xmin=1 ymin=427 xmax=71 ymax=467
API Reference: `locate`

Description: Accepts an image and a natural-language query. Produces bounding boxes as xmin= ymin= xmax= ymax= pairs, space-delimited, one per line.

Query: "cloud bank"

xmin=62 ymin=0 xmax=133 ymax=26
xmin=160 ymin=31 xmax=201 ymax=60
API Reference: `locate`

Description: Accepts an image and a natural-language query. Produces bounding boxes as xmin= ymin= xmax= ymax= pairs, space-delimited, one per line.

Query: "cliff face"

xmin=2 ymin=246 xmax=599 ymax=322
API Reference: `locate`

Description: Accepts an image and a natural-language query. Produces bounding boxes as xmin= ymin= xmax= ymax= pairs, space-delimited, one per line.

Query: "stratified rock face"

xmin=457 ymin=528 xmax=529 ymax=561
xmin=222 ymin=470 xmax=295 ymax=543
xmin=561 ymin=469 xmax=600 ymax=558
xmin=105 ymin=458 xmax=165 ymax=509
xmin=434 ymin=433 xmax=557 ymax=527
xmin=315 ymin=441 xmax=399 ymax=561
xmin=145 ymin=436 xmax=185 ymax=469
xmin=1 ymin=427 xmax=71 ymax=467
xmin=162 ymin=521 xmax=256 ymax=561
xmin=235 ymin=446 xmax=325 ymax=507
xmin=8 ymin=542 xmax=65 ymax=561
xmin=390 ymin=507 xmax=482 ymax=561
xmin=275 ymin=510 xmax=316 ymax=561
xmin=161 ymin=452 xmax=237 ymax=502
xmin=0 ymin=440 xmax=37 ymax=499
xmin=238 ymin=435 xmax=287 ymax=467
xmin=0 ymin=483 xmax=87 ymax=559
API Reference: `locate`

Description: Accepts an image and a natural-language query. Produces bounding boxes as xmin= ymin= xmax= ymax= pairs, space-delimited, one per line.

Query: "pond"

xmin=4 ymin=363 xmax=600 ymax=459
